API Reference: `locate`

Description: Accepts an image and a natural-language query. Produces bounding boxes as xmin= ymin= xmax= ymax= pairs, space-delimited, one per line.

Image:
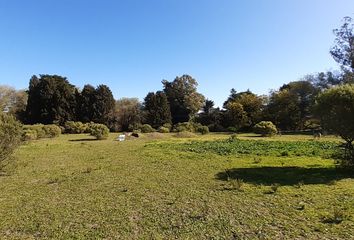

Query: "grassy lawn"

xmin=0 ymin=133 xmax=353 ymax=239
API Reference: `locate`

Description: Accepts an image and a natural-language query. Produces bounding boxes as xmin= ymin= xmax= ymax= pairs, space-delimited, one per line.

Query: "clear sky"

xmin=0 ymin=0 xmax=353 ymax=107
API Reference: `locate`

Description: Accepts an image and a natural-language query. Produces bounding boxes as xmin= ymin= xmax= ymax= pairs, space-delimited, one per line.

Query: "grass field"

xmin=0 ymin=133 xmax=353 ymax=239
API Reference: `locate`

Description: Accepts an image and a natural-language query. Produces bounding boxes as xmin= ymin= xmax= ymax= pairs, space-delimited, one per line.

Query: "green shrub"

xmin=0 ymin=113 xmax=23 ymax=164
xmin=64 ymin=121 xmax=88 ymax=134
xmin=22 ymin=129 xmax=38 ymax=141
xmin=227 ymin=126 xmax=238 ymax=133
xmin=162 ymin=123 xmax=172 ymax=131
xmin=140 ymin=124 xmax=155 ymax=133
xmin=88 ymin=123 xmax=109 ymax=140
xmin=253 ymin=121 xmax=278 ymax=136
xmin=158 ymin=126 xmax=170 ymax=133
xmin=43 ymin=124 xmax=61 ymax=138
xmin=173 ymin=122 xmax=209 ymax=134
xmin=196 ymin=125 xmax=209 ymax=135
xmin=23 ymin=124 xmax=61 ymax=139
xmin=24 ymin=124 xmax=46 ymax=138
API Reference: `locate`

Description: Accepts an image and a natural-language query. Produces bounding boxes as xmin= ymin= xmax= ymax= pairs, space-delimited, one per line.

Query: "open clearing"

xmin=0 ymin=133 xmax=353 ymax=239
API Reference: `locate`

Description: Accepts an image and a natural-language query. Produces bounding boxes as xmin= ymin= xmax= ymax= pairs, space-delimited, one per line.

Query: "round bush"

xmin=253 ymin=121 xmax=278 ymax=136
xmin=197 ymin=125 xmax=209 ymax=135
xmin=158 ymin=126 xmax=170 ymax=133
xmin=140 ymin=124 xmax=155 ymax=133
xmin=43 ymin=124 xmax=61 ymax=138
xmin=0 ymin=112 xmax=22 ymax=163
xmin=88 ymin=123 xmax=109 ymax=140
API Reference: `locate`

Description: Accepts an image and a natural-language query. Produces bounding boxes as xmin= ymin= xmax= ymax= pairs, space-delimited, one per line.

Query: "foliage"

xmin=0 ymin=85 xmax=27 ymax=122
xmin=140 ymin=124 xmax=155 ymax=133
xmin=196 ymin=125 xmax=209 ymax=135
xmin=224 ymin=102 xmax=248 ymax=131
xmin=23 ymin=124 xmax=61 ymax=139
xmin=223 ymin=90 xmax=264 ymax=129
xmin=25 ymin=75 xmax=77 ymax=125
xmin=266 ymin=81 xmax=318 ymax=130
xmin=0 ymin=112 xmax=22 ymax=164
xmin=163 ymin=75 xmax=205 ymax=124
xmin=158 ymin=126 xmax=170 ymax=133
xmin=173 ymin=131 xmax=197 ymax=138
xmin=253 ymin=121 xmax=278 ymax=136
xmin=170 ymin=139 xmax=337 ymax=157
xmin=42 ymin=124 xmax=61 ymax=138
xmin=88 ymin=123 xmax=110 ymax=140
xmin=22 ymin=129 xmax=38 ymax=141
xmin=64 ymin=121 xmax=88 ymax=134
xmin=143 ymin=91 xmax=172 ymax=128
xmin=114 ymin=98 xmax=142 ymax=131
xmin=315 ymin=84 xmax=354 ymax=165
xmin=330 ymin=16 xmax=354 ymax=72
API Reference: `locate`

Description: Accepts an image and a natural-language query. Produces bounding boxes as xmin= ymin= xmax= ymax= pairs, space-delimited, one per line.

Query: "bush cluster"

xmin=23 ymin=124 xmax=61 ymax=140
xmin=64 ymin=121 xmax=89 ymax=134
xmin=0 ymin=113 xmax=23 ymax=163
xmin=158 ymin=126 xmax=170 ymax=133
xmin=140 ymin=124 xmax=156 ymax=133
xmin=173 ymin=122 xmax=209 ymax=134
xmin=253 ymin=121 xmax=278 ymax=136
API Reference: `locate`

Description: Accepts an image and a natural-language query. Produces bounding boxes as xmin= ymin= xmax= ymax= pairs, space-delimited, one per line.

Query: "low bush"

xmin=196 ymin=125 xmax=209 ymax=135
xmin=253 ymin=121 xmax=278 ymax=136
xmin=173 ymin=122 xmax=209 ymax=134
xmin=88 ymin=123 xmax=109 ymax=140
xmin=162 ymin=123 xmax=172 ymax=131
xmin=227 ymin=126 xmax=238 ymax=133
xmin=158 ymin=126 xmax=170 ymax=133
xmin=140 ymin=124 xmax=155 ymax=133
xmin=64 ymin=121 xmax=88 ymax=134
xmin=43 ymin=124 xmax=61 ymax=138
xmin=0 ymin=113 xmax=23 ymax=164
xmin=23 ymin=124 xmax=61 ymax=139
xmin=22 ymin=129 xmax=38 ymax=141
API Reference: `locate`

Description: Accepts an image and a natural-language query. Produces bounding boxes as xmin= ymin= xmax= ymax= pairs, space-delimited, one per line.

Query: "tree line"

xmin=1 ymin=16 xmax=354 ymax=134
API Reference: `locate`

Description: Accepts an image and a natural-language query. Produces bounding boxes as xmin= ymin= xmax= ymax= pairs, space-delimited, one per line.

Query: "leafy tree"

xmin=226 ymin=90 xmax=263 ymax=128
xmin=0 ymin=85 xmax=27 ymax=122
xmin=197 ymin=99 xmax=224 ymax=131
xmin=304 ymin=72 xmax=343 ymax=90
xmin=143 ymin=91 xmax=172 ymax=128
xmin=114 ymin=98 xmax=142 ymax=131
xmin=315 ymin=84 xmax=354 ymax=164
xmin=330 ymin=16 xmax=354 ymax=73
xmin=77 ymin=84 xmax=96 ymax=122
xmin=224 ymin=102 xmax=248 ymax=131
xmin=92 ymin=84 xmax=115 ymax=125
xmin=25 ymin=75 xmax=77 ymax=125
xmin=266 ymin=81 xmax=317 ymax=130
xmin=162 ymin=75 xmax=205 ymax=124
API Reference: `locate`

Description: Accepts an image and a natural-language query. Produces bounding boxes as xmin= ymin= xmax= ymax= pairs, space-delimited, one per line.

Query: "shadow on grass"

xmin=216 ymin=167 xmax=353 ymax=186
xmin=69 ymin=138 xmax=97 ymax=142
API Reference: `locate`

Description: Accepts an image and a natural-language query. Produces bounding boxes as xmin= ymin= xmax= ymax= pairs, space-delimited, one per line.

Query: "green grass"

xmin=0 ymin=133 xmax=353 ymax=239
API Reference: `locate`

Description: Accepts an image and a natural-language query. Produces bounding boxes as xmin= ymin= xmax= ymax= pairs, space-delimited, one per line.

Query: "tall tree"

xmin=266 ymin=81 xmax=317 ymax=130
xmin=114 ymin=98 xmax=142 ymax=131
xmin=143 ymin=91 xmax=171 ymax=128
xmin=77 ymin=84 xmax=96 ymax=122
xmin=330 ymin=16 xmax=354 ymax=73
xmin=92 ymin=84 xmax=115 ymax=125
xmin=25 ymin=75 xmax=77 ymax=125
xmin=224 ymin=90 xmax=263 ymax=128
xmin=162 ymin=75 xmax=205 ymax=124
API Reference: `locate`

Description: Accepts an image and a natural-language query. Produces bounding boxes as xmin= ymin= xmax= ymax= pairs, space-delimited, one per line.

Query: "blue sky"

xmin=0 ymin=0 xmax=353 ymax=107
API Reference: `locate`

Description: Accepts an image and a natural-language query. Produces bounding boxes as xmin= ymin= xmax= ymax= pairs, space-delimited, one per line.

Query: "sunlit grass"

xmin=0 ymin=133 xmax=352 ymax=239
